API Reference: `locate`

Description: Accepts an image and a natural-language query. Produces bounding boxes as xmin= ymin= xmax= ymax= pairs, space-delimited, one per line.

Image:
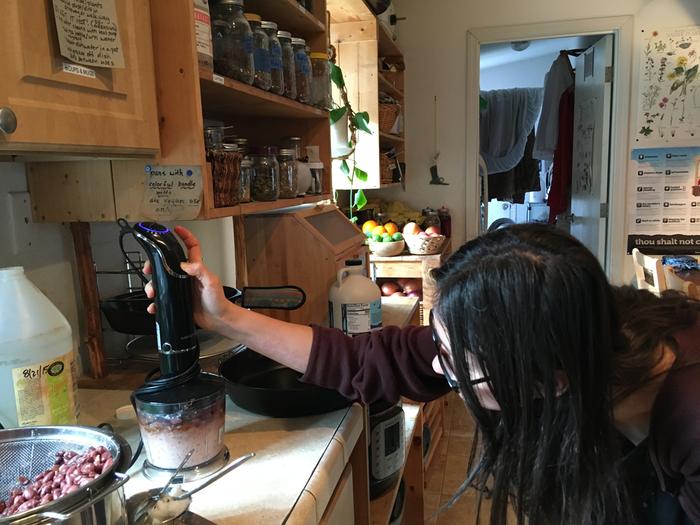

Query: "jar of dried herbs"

xmin=277 ymin=149 xmax=299 ymax=198
xmin=291 ymin=37 xmax=312 ymax=104
xmin=245 ymin=13 xmax=271 ymax=91
xmin=277 ymin=31 xmax=296 ymax=100
xmin=250 ymin=146 xmax=279 ymax=201
xmin=262 ymin=21 xmax=284 ymax=95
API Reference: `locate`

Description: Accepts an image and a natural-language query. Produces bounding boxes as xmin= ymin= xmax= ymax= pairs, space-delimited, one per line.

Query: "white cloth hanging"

xmin=533 ymin=53 xmax=574 ymax=161
xmin=479 ymin=88 xmax=543 ymax=174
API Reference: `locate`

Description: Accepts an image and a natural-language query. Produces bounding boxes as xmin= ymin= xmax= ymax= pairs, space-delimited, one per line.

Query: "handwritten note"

xmin=141 ymin=165 xmax=203 ymax=220
xmin=52 ymin=0 xmax=125 ymax=68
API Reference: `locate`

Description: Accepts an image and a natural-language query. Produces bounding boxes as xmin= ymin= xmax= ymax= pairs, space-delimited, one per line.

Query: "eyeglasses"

xmin=429 ymin=310 xmax=489 ymax=392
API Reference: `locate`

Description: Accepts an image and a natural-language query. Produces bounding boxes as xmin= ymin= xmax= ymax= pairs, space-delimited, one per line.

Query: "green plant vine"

xmin=329 ymin=63 xmax=372 ymax=223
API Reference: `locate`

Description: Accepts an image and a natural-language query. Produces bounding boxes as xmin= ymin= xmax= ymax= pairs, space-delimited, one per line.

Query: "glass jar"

xmin=310 ymin=52 xmax=331 ymax=109
xmin=308 ymin=161 xmax=324 ymax=195
xmin=193 ymin=0 xmax=213 ymax=70
xmin=233 ymin=137 xmax=249 ymax=157
xmin=239 ymin=159 xmax=252 ymax=203
xmin=245 ymin=13 xmax=271 ymax=91
xmin=291 ymin=38 xmax=312 ymax=104
xmin=250 ymin=146 xmax=279 ymax=201
xmin=422 ymin=208 xmax=441 ymax=230
xmin=211 ymin=0 xmax=254 ymax=84
xmin=277 ymin=149 xmax=299 ymax=198
xmin=283 ymin=136 xmax=303 ymax=160
xmin=277 ymin=31 xmax=296 ymax=100
xmin=262 ymin=21 xmax=284 ymax=96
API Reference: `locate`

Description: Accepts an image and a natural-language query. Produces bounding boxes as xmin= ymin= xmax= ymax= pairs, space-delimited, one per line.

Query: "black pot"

xmin=100 ymin=286 xmax=241 ymax=335
xmin=218 ymin=348 xmax=351 ymax=418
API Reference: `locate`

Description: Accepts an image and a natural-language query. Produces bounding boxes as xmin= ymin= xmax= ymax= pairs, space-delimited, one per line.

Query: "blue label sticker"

xmin=145 ymin=165 xmax=152 ymax=173
xmin=186 ymin=170 xmax=193 ymax=177
xmin=254 ymin=48 xmax=271 ymax=73
xmin=243 ymin=35 xmax=253 ymax=54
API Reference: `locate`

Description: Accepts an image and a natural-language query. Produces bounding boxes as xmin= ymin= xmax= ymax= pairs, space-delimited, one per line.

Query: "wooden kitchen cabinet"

xmin=0 ymin=0 xmax=159 ymax=156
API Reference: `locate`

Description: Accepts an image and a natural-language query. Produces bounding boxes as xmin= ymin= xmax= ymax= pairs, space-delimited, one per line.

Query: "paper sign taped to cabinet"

xmin=141 ymin=165 xmax=203 ymax=221
xmin=52 ymin=0 xmax=125 ymax=68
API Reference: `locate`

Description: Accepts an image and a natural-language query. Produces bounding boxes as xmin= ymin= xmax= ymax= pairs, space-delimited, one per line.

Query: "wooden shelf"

xmin=370 ymin=403 xmax=421 ymax=525
xmin=378 ymin=22 xmax=402 ymax=58
xmin=204 ymin=194 xmax=331 ymax=219
xmin=243 ymin=0 xmax=325 ymax=35
xmin=379 ymin=131 xmax=404 ymax=145
xmin=378 ymin=72 xmax=403 ymax=99
xmin=199 ymin=69 xmax=329 ymax=120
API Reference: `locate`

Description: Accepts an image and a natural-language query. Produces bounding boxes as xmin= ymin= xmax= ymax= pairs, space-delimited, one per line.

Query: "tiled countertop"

xmin=78 ymin=390 xmax=363 ymax=524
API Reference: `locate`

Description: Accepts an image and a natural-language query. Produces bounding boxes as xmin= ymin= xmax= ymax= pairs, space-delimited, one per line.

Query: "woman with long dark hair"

xmin=144 ymin=223 xmax=700 ymax=524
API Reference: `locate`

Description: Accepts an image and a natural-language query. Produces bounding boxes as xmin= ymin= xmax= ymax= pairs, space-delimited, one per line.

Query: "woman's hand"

xmin=144 ymin=226 xmax=232 ymax=332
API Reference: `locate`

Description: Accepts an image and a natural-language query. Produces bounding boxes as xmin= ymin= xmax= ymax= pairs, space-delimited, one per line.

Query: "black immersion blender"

xmin=121 ymin=220 xmax=228 ymax=481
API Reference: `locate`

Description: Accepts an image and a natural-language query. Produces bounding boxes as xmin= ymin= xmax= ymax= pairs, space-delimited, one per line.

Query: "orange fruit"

xmin=371 ymin=225 xmax=387 ymax=236
xmin=362 ymin=220 xmax=378 ymax=234
xmin=384 ymin=222 xmax=398 ymax=235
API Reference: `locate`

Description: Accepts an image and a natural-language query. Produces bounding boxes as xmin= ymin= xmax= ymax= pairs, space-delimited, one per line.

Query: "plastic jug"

xmin=0 ymin=267 xmax=78 ymax=428
xmin=329 ymin=260 xmax=382 ymax=335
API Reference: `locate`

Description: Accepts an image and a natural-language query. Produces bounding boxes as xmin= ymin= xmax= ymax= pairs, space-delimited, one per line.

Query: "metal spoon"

xmin=172 ymin=452 xmax=255 ymax=500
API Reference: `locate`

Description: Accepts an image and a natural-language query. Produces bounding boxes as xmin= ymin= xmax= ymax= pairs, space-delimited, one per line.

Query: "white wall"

xmin=387 ymin=0 xmax=700 ymax=276
xmin=480 ymin=53 xmax=553 ymax=91
xmin=0 ymin=162 xmax=236 ymax=372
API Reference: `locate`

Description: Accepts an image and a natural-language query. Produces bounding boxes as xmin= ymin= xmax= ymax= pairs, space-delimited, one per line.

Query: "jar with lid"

xmin=438 ymin=206 xmax=451 ymax=237
xmin=193 ymin=0 xmax=213 ymax=70
xmin=310 ymin=52 xmax=332 ymax=109
xmin=250 ymin=146 xmax=279 ymax=201
xmin=277 ymin=149 xmax=299 ymax=198
xmin=262 ymin=21 xmax=284 ymax=95
xmin=291 ymin=38 xmax=312 ymax=104
xmin=277 ymin=31 xmax=297 ymax=100
xmin=233 ymin=137 xmax=249 ymax=157
xmin=244 ymin=13 xmax=271 ymax=91
xmin=308 ymin=162 xmax=323 ymax=195
xmin=422 ymin=208 xmax=441 ymax=231
xmin=283 ymin=136 xmax=303 ymax=160
xmin=239 ymin=159 xmax=252 ymax=203
xmin=211 ymin=0 xmax=254 ymax=84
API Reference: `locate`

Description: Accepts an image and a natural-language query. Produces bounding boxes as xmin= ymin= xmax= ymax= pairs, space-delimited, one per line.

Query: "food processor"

xmin=119 ymin=220 xmax=228 ymax=482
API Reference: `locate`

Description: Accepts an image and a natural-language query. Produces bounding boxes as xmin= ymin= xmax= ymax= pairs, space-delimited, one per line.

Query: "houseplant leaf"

xmin=354 ymin=113 xmax=372 ymax=134
xmin=353 ymin=189 xmax=367 ymax=211
xmin=354 ymin=167 xmax=368 ymax=182
xmin=330 ymin=106 xmax=347 ymax=124
xmin=330 ymin=64 xmax=345 ymax=89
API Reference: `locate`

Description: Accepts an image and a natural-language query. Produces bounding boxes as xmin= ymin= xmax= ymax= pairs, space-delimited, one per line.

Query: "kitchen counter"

xmin=78 ymin=390 xmax=364 ymax=524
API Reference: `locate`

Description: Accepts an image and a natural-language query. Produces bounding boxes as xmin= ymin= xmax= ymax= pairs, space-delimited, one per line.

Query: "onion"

xmin=391 ymin=291 xmax=406 ymax=297
xmin=402 ymin=279 xmax=422 ymax=294
xmin=406 ymin=291 xmax=422 ymax=299
xmin=381 ymin=282 xmax=401 ymax=296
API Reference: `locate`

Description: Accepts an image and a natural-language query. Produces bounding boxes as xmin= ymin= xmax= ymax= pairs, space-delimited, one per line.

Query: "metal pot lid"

xmin=0 ymin=426 xmax=131 ymax=523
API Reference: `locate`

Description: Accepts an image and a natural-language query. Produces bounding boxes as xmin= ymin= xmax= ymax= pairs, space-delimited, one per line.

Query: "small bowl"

xmin=404 ymin=234 xmax=445 ymax=255
xmin=369 ymin=239 xmax=405 ymax=257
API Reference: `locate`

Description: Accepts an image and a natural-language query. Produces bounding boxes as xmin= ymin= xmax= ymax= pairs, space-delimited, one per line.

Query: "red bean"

xmin=65 ymin=485 xmax=79 ymax=494
xmin=22 ymin=488 xmax=35 ymax=500
xmin=17 ymin=476 xmax=28 ymax=486
xmin=40 ymin=494 xmax=53 ymax=505
xmin=17 ymin=501 xmax=36 ymax=512
xmin=12 ymin=496 xmax=25 ymax=507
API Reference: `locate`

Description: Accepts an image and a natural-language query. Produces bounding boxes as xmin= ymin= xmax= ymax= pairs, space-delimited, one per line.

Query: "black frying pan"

xmin=218 ymin=348 xmax=352 ymax=418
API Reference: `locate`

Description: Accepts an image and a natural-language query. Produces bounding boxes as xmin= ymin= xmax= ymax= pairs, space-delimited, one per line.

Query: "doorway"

xmin=465 ymin=17 xmax=634 ymax=282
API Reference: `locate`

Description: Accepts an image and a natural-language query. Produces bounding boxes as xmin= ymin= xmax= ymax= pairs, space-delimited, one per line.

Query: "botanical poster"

xmin=637 ymin=26 xmax=700 ymax=144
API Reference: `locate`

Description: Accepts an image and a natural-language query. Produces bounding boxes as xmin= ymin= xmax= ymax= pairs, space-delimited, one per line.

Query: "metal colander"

xmin=0 ymin=426 xmax=130 ymax=523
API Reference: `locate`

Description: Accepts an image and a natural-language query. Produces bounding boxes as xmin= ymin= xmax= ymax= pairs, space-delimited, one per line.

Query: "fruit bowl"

xmin=405 ymin=234 xmax=446 ymax=255
xmin=369 ymin=239 xmax=405 ymax=257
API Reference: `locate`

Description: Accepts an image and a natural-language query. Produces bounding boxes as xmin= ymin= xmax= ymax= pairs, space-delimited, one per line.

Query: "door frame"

xmin=465 ymin=16 xmax=634 ymax=283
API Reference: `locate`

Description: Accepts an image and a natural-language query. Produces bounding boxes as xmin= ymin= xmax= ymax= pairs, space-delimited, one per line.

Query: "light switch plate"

xmin=8 ymin=191 xmax=33 ymax=255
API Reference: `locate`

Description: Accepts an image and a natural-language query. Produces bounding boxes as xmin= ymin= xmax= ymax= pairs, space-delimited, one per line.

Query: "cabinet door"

xmin=0 ymin=0 xmax=159 ymax=156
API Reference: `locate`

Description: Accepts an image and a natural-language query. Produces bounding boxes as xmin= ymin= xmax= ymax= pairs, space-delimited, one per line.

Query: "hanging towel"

xmin=548 ymin=87 xmax=575 ymax=223
xmin=479 ymin=88 xmax=543 ymax=174
xmin=533 ymin=53 xmax=574 ymax=161
xmin=488 ymin=130 xmax=540 ymax=203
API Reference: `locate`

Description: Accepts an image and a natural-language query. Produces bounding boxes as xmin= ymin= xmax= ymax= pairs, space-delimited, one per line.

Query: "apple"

xmin=403 ymin=222 xmax=422 ymax=236
xmin=381 ymin=282 xmax=401 ymax=296
xmin=425 ymin=225 xmax=441 ymax=235
xmin=417 ymin=232 xmax=429 ymax=239
xmin=429 ymin=232 xmax=441 ymax=237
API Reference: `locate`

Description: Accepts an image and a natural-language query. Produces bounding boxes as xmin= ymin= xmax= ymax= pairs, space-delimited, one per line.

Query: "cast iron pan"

xmin=219 ymin=348 xmax=352 ymax=418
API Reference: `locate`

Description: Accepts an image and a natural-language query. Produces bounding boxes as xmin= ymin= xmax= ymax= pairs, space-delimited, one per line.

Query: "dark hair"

xmin=431 ymin=224 xmax=628 ymax=525
xmin=612 ymin=285 xmax=699 ymax=399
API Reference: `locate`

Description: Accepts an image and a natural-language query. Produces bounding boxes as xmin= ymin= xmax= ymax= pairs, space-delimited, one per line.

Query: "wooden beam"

xmin=70 ymin=222 xmax=108 ymax=378
xmin=233 ymin=216 xmax=248 ymax=287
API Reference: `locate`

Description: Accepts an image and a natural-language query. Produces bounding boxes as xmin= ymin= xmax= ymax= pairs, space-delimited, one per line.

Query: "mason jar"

xmin=291 ymin=37 xmax=312 ymax=104
xmin=239 ymin=158 xmax=253 ymax=203
xmin=262 ymin=21 xmax=284 ymax=95
xmin=277 ymin=31 xmax=297 ymax=100
xmin=277 ymin=149 xmax=299 ymax=198
xmin=245 ymin=13 xmax=271 ymax=91
xmin=211 ymin=0 xmax=254 ymax=84
xmin=310 ymin=52 xmax=332 ymax=109
xmin=250 ymin=146 xmax=280 ymax=201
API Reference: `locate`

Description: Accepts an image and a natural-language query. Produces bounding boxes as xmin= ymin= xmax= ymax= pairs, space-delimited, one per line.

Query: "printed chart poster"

xmin=627 ymin=147 xmax=700 ymax=254
xmin=637 ymin=26 xmax=700 ymax=146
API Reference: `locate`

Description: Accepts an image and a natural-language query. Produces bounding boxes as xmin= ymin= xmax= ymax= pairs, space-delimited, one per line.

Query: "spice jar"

xmin=193 ymin=0 xmax=213 ymax=70
xmin=239 ymin=159 xmax=252 ymax=203
xmin=262 ymin=21 xmax=284 ymax=96
xmin=277 ymin=31 xmax=297 ymax=100
xmin=211 ymin=0 xmax=254 ymax=84
xmin=250 ymin=146 xmax=280 ymax=201
xmin=291 ymin=37 xmax=312 ymax=104
xmin=310 ymin=52 xmax=332 ymax=109
xmin=277 ymin=149 xmax=299 ymax=198
xmin=244 ymin=13 xmax=271 ymax=91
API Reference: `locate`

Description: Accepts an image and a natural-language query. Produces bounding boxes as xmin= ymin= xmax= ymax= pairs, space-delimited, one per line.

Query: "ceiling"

xmin=480 ymin=35 xmax=604 ymax=70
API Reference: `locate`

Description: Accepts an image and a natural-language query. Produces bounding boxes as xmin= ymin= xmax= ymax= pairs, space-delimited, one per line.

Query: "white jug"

xmin=0 ymin=267 xmax=78 ymax=428
xmin=329 ymin=260 xmax=382 ymax=335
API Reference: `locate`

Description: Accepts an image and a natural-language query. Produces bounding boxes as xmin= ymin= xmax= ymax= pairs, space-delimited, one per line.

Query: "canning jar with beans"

xmin=291 ymin=37 xmax=312 ymax=104
xmin=250 ymin=146 xmax=280 ymax=201
xmin=262 ymin=21 xmax=284 ymax=95
xmin=278 ymin=31 xmax=296 ymax=100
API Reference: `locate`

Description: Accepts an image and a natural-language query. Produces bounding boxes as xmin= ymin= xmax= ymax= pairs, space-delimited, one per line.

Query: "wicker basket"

xmin=209 ymin=150 xmax=243 ymax=208
xmin=380 ymin=152 xmax=394 ymax=184
xmin=405 ymin=234 xmax=446 ymax=255
xmin=379 ymin=103 xmax=401 ymax=133
xmin=369 ymin=239 xmax=405 ymax=257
